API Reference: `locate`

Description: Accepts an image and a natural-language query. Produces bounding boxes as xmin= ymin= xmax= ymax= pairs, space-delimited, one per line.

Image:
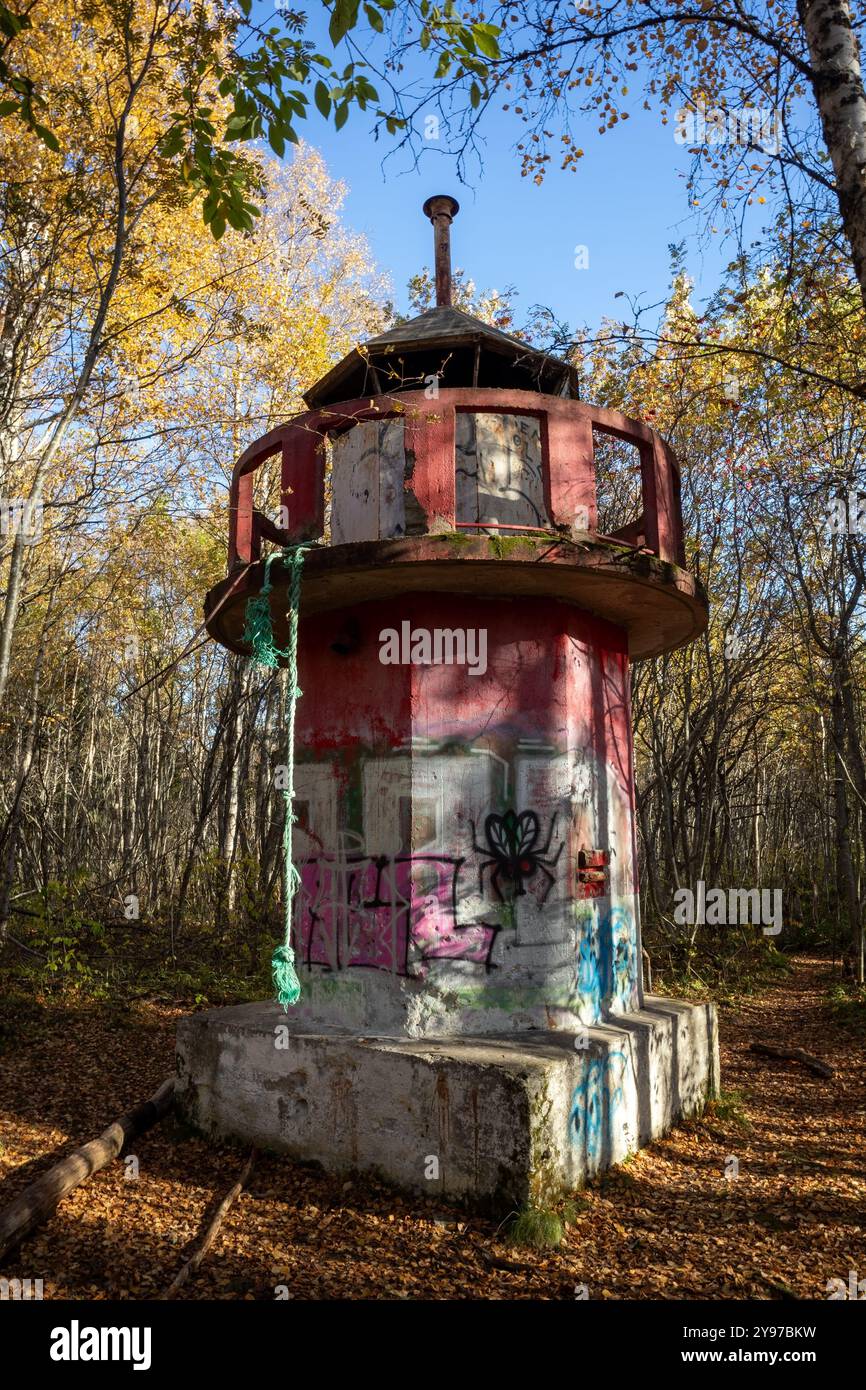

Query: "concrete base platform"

xmin=175 ymin=997 xmax=718 ymax=1210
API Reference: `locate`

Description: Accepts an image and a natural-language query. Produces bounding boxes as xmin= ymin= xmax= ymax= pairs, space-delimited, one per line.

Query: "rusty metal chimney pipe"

xmin=422 ymin=195 xmax=460 ymax=307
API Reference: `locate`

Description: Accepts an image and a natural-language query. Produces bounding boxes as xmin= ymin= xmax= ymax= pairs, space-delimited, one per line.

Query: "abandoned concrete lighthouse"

xmin=176 ymin=197 xmax=719 ymax=1208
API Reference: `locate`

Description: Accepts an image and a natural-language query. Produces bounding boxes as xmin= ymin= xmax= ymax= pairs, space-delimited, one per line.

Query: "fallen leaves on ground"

xmin=0 ymin=956 xmax=864 ymax=1299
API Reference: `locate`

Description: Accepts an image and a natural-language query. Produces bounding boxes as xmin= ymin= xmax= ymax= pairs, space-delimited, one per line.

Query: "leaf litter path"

xmin=0 ymin=955 xmax=863 ymax=1300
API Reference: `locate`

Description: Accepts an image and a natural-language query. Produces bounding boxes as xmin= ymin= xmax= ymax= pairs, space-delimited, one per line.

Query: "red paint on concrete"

xmin=296 ymin=594 xmax=629 ymax=761
xmin=226 ymin=387 xmax=686 ymax=566
xmin=405 ymin=405 xmax=456 ymax=525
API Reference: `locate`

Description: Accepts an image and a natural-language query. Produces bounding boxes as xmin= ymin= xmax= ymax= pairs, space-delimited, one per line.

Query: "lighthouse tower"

xmin=176 ymin=199 xmax=718 ymax=1207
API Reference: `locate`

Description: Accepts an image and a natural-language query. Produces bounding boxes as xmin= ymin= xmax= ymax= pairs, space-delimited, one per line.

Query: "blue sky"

xmin=266 ymin=6 xmax=766 ymax=336
xmin=309 ymin=100 xmax=725 ymax=334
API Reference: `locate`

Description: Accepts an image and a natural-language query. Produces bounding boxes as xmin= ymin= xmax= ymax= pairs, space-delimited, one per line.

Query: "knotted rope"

xmin=242 ymin=545 xmax=308 ymax=1008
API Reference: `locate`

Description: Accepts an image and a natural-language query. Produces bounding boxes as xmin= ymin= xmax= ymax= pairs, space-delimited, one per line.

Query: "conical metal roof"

xmin=364 ymin=304 xmax=542 ymax=353
xmin=303 ymin=200 xmax=579 ymax=408
xmin=304 ymin=304 xmax=577 ymax=407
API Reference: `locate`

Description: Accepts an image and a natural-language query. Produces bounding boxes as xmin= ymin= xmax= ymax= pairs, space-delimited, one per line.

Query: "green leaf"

xmin=33 ymin=122 xmax=60 ymax=152
xmin=472 ymin=26 xmax=500 ymax=60
xmin=210 ymin=213 xmax=226 ymax=240
xmin=225 ymin=203 xmax=249 ymax=230
xmin=160 ymin=127 xmax=184 ymax=158
xmin=268 ymin=126 xmax=285 ymax=156
xmin=0 ymin=7 xmax=30 ymax=39
xmin=469 ymin=81 xmax=481 ymax=109
xmin=314 ymin=80 xmax=331 ymax=118
xmin=419 ymin=26 xmax=430 ymax=50
xmin=334 ymin=101 xmax=349 ymax=131
xmin=329 ymin=0 xmax=360 ymax=46
xmin=364 ymin=4 xmax=383 ymax=32
xmin=0 ymin=99 xmax=20 ymax=116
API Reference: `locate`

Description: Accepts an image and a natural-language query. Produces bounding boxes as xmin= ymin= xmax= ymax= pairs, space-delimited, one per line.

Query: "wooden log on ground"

xmin=749 ymin=1042 xmax=834 ymax=1079
xmin=163 ymin=1148 xmax=256 ymax=1298
xmin=0 ymin=1077 xmax=174 ymax=1261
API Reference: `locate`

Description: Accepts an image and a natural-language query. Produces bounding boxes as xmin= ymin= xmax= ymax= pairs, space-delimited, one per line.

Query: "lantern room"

xmin=207 ymin=196 xmax=702 ymax=665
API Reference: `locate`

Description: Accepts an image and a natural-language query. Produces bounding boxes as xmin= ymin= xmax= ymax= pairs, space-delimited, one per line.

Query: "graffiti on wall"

xmin=576 ymin=905 xmax=639 ymax=1018
xmin=295 ymin=846 xmax=499 ymax=978
xmin=455 ymin=411 xmax=548 ymax=530
xmin=291 ymin=743 xmax=638 ymax=1013
xmin=569 ymin=1049 xmax=629 ymax=1161
xmin=294 ymin=801 xmax=566 ymax=979
xmin=470 ymin=809 xmax=563 ymax=903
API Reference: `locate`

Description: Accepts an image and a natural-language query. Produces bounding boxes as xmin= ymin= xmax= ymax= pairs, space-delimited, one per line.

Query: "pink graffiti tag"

xmin=295 ymin=853 xmax=498 ymax=976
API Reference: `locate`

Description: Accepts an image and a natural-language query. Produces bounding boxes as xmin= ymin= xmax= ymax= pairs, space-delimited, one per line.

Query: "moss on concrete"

xmin=429 ymin=530 xmax=476 ymax=549
xmin=486 ymin=533 xmax=547 ymax=560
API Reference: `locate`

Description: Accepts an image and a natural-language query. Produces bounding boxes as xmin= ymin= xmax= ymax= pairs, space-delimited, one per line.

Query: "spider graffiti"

xmin=470 ymin=809 xmax=564 ymax=903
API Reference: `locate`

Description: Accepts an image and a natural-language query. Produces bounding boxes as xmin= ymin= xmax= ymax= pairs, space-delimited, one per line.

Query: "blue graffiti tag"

xmin=575 ymin=905 xmax=637 ymax=1019
xmin=569 ymin=1050 xmax=628 ymax=1160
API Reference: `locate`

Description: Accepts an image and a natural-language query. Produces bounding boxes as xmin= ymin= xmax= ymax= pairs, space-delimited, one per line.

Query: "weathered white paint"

xmin=290 ymin=741 xmax=640 ymax=1036
xmin=455 ymin=412 xmax=547 ymax=529
xmin=176 ymin=994 xmax=719 ymax=1205
xmin=330 ymin=420 xmax=406 ymax=544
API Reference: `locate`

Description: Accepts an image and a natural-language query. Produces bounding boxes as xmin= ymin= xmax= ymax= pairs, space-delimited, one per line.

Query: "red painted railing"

xmin=226 ymin=388 xmax=685 ymax=570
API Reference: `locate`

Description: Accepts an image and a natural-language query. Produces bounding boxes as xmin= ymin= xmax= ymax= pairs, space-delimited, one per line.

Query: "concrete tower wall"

xmin=288 ymin=593 xmax=642 ymax=1037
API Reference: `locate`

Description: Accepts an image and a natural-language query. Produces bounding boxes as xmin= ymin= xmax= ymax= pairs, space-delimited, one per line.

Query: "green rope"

xmin=242 ymin=545 xmax=308 ymax=1008
xmin=242 ymin=552 xmax=286 ymax=669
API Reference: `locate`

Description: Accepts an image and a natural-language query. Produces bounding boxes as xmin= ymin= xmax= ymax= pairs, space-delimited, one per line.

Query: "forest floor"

xmin=1 ymin=954 xmax=864 ymax=1300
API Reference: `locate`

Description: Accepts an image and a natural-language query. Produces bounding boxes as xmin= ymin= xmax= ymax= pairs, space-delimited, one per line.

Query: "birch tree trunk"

xmin=799 ymin=0 xmax=866 ymax=308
